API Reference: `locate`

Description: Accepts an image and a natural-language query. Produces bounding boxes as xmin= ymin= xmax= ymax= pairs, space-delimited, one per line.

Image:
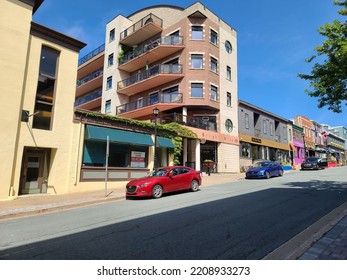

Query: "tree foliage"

xmin=298 ymin=0 xmax=347 ymax=113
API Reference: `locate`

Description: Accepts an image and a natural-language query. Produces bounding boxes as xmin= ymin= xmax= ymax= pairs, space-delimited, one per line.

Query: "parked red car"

xmin=126 ymin=166 xmax=202 ymax=199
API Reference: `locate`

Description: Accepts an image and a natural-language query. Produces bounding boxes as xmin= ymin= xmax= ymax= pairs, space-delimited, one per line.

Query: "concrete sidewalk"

xmin=1 ymin=171 xmax=346 ymax=260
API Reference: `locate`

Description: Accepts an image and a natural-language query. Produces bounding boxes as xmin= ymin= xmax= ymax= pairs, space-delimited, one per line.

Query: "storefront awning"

xmin=85 ymin=125 xmax=154 ymax=146
xmin=157 ymin=137 xmax=175 ymax=148
xmin=290 ymin=143 xmax=297 ymax=151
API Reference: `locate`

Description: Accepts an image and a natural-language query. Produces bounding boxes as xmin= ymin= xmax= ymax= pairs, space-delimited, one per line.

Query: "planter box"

xmin=282 ymin=166 xmax=293 ymax=171
xmin=327 ymin=162 xmax=337 ymax=168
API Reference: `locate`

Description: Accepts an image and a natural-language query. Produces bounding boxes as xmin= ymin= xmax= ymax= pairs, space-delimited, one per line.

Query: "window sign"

xmin=131 ymin=151 xmax=146 ymax=168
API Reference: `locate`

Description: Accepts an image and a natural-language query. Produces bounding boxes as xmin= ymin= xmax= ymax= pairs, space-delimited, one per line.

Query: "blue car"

xmin=245 ymin=161 xmax=284 ymax=179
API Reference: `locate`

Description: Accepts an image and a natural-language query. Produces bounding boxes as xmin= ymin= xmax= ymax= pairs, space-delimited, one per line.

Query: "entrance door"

xmin=20 ymin=151 xmax=45 ymax=195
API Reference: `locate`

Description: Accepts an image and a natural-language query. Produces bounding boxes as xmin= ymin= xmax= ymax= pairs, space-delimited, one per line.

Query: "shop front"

xmin=293 ymin=139 xmax=305 ymax=166
xmin=80 ymin=124 xmax=175 ymax=182
xmin=239 ymin=134 xmax=290 ymax=170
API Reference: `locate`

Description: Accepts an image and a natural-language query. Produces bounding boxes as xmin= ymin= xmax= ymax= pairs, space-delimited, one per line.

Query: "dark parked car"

xmin=245 ymin=160 xmax=284 ymax=179
xmin=301 ymin=157 xmax=325 ymax=170
xmin=126 ymin=166 xmax=202 ymax=199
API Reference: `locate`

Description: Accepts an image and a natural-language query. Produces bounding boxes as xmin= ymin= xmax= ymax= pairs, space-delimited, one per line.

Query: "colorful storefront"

xmin=292 ymin=139 xmax=305 ymax=166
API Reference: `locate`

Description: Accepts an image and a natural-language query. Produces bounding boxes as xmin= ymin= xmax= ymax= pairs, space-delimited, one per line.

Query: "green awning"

xmin=85 ymin=125 xmax=154 ymax=146
xmin=157 ymin=137 xmax=175 ymax=148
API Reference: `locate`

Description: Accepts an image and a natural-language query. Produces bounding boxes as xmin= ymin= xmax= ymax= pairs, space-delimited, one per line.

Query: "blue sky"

xmin=33 ymin=0 xmax=346 ymax=127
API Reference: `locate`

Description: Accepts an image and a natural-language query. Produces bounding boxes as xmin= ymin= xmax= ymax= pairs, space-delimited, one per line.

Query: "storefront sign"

xmin=251 ymin=137 xmax=262 ymax=144
xmin=130 ymin=151 xmax=146 ymax=168
xmin=293 ymin=139 xmax=304 ymax=148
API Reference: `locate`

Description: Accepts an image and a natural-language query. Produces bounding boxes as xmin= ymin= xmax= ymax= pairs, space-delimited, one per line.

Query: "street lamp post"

xmin=153 ymin=107 xmax=159 ymax=171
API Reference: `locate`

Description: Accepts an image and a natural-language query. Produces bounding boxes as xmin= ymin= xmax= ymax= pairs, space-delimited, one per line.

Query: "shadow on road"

xmin=1 ymin=180 xmax=347 ymax=260
xmin=283 ymin=179 xmax=347 ymax=192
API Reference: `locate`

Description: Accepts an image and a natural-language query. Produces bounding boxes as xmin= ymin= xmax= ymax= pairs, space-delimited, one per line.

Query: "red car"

xmin=126 ymin=166 xmax=202 ymax=199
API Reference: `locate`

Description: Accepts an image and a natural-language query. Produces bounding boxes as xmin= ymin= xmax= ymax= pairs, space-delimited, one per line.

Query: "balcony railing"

xmin=77 ymin=69 xmax=103 ymax=87
xmin=74 ymin=88 xmax=102 ymax=107
xmin=117 ymin=64 xmax=183 ymax=90
xmin=120 ymin=13 xmax=163 ymax=42
xmin=116 ymin=92 xmax=182 ymax=114
xmin=78 ymin=44 xmax=105 ymax=66
xmin=119 ymin=35 xmax=184 ymax=66
xmin=158 ymin=113 xmax=218 ymax=132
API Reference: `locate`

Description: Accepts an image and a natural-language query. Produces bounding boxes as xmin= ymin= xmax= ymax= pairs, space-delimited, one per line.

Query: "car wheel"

xmin=279 ymin=169 xmax=283 ymax=176
xmin=152 ymin=185 xmax=163 ymax=199
xmin=265 ymin=171 xmax=270 ymax=179
xmin=190 ymin=179 xmax=199 ymax=192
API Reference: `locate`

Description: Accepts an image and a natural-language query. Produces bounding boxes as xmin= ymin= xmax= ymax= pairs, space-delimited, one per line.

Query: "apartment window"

xmin=225 ymin=40 xmax=232 ymax=53
xmin=109 ymin=29 xmax=115 ymax=42
xmin=137 ymin=97 xmax=143 ymax=109
xmin=210 ymin=85 xmax=218 ymax=101
xmin=210 ymin=57 xmax=218 ymax=73
xmin=210 ymin=29 xmax=218 ymax=45
xmin=283 ymin=127 xmax=287 ymax=140
xmin=106 ymin=76 xmax=112 ymax=90
xmin=108 ymin=53 xmax=114 ymax=67
xmin=226 ymin=66 xmax=231 ymax=80
xmin=191 ymin=54 xmax=203 ymax=69
xmin=270 ymin=122 xmax=274 ymax=135
xmin=227 ymin=92 xmax=232 ymax=107
xmin=33 ymin=46 xmax=59 ymax=130
xmin=245 ymin=113 xmax=249 ymax=129
xmin=225 ymin=119 xmax=233 ymax=133
xmin=163 ymin=86 xmax=179 ymax=102
xmin=191 ymin=83 xmax=203 ymax=98
xmin=105 ymin=100 xmax=111 ymax=113
xmin=149 ymin=92 xmax=159 ymax=104
xmin=263 ymin=120 xmax=267 ymax=134
xmin=191 ymin=26 xmax=203 ymax=40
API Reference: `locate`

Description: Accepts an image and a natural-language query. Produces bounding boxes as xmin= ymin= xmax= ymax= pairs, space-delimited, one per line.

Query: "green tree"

xmin=298 ymin=0 xmax=347 ymax=113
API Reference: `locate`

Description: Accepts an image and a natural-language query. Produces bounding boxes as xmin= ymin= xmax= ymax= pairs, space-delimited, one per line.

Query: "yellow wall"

xmin=12 ymin=36 xmax=80 ymax=197
xmin=0 ymin=1 xmax=83 ymax=199
xmin=0 ymin=0 xmax=33 ymax=198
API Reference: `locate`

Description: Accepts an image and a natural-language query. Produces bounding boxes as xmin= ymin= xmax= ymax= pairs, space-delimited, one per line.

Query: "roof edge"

xmin=31 ymin=22 xmax=86 ymax=52
xmin=127 ymin=4 xmax=184 ymax=18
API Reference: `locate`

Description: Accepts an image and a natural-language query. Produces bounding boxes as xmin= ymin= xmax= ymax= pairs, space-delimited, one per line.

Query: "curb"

xmin=263 ymin=201 xmax=347 ymax=259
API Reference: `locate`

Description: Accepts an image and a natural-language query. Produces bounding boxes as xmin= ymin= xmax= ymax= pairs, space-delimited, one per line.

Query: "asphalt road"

xmin=1 ymin=167 xmax=347 ymax=260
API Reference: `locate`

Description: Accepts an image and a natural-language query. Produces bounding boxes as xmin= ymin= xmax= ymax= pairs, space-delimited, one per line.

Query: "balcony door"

xmin=163 ymin=86 xmax=179 ymax=102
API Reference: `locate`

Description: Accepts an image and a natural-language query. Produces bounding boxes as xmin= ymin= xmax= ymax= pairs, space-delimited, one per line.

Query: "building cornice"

xmin=239 ymin=99 xmax=291 ymax=123
xmin=19 ymin=0 xmax=44 ymax=14
xmin=30 ymin=22 xmax=86 ymax=52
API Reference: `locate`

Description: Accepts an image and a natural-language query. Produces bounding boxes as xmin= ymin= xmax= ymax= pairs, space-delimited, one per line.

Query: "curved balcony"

xmin=116 ymin=92 xmax=183 ymax=118
xmin=120 ymin=13 xmax=163 ymax=46
xmin=118 ymin=36 xmax=184 ymax=72
xmin=117 ymin=64 xmax=183 ymax=95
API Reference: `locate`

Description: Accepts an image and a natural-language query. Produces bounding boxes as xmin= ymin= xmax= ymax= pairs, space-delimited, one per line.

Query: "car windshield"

xmin=253 ymin=162 xmax=271 ymax=168
xmin=305 ymin=158 xmax=318 ymax=163
xmin=147 ymin=169 xmax=167 ymax=177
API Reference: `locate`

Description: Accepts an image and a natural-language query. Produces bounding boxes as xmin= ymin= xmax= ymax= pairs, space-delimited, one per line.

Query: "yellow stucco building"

xmin=0 ymin=0 xmax=86 ymax=199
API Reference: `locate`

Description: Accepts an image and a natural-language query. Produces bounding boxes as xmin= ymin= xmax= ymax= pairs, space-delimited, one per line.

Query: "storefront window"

xmin=240 ymin=143 xmax=251 ymax=158
xmin=83 ymin=140 xmax=148 ymax=168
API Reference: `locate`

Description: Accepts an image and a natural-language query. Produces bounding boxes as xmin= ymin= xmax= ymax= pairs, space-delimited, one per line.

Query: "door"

xmin=20 ymin=151 xmax=45 ymax=195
